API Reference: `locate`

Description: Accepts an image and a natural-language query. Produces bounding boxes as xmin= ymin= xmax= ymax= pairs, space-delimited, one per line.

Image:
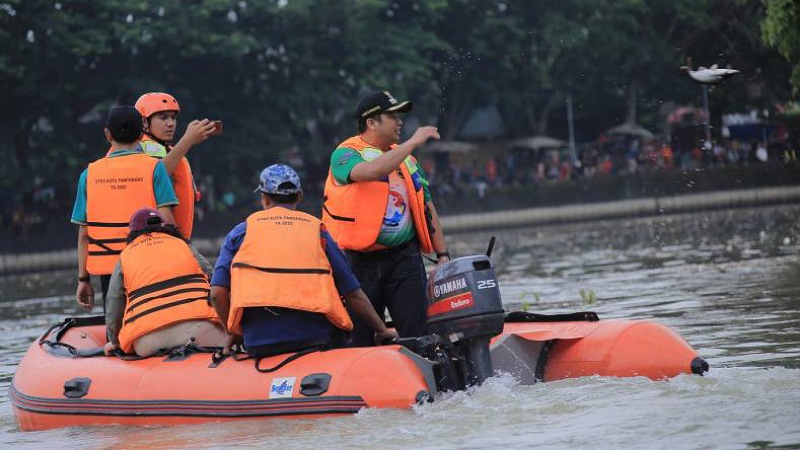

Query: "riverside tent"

xmin=606 ymin=122 xmax=655 ymax=139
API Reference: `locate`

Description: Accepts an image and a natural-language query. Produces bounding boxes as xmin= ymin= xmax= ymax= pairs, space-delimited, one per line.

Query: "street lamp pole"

xmin=702 ymin=84 xmax=711 ymax=149
xmin=566 ymin=91 xmax=576 ymax=159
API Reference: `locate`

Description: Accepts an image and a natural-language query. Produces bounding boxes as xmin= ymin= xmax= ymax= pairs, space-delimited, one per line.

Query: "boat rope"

xmin=37 ymin=317 xmax=222 ymax=360
xmin=162 ymin=337 xmax=221 ymax=361
xmin=504 ymin=311 xmax=600 ymax=322
xmin=255 ymin=345 xmax=329 ymax=373
xmin=38 ymin=316 xmax=106 ymax=358
xmin=106 ymin=340 xmax=221 ymax=361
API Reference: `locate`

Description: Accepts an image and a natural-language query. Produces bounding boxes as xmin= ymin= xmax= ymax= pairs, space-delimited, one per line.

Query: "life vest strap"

xmin=123 ymin=296 xmax=210 ymax=325
xmin=232 ymin=262 xmax=331 ymax=275
xmin=87 ymin=235 xmax=127 ymax=253
xmin=126 ymin=286 xmax=211 ymax=314
xmin=88 ymin=250 xmax=122 ymax=256
xmin=88 ymin=237 xmax=128 ymax=244
xmin=85 ymin=221 xmax=130 ymax=227
xmin=128 ymin=274 xmax=207 ymax=301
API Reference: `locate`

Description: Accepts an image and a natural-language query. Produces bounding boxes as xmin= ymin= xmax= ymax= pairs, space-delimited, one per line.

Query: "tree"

xmin=762 ymin=0 xmax=800 ymax=93
xmin=0 ymin=0 xmax=794 ymax=237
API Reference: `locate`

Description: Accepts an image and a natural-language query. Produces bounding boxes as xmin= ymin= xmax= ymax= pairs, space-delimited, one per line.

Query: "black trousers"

xmin=346 ymin=240 xmax=428 ymax=346
xmin=100 ymin=274 xmax=111 ymax=316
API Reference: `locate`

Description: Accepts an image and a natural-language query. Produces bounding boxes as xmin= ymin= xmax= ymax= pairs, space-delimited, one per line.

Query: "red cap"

xmin=129 ymin=208 xmax=164 ymax=232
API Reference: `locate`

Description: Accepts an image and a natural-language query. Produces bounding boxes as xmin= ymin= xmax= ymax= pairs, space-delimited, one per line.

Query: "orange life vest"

xmin=139 ymin=136 xmax=197 ymax=239
xmin=322 ymin=135 xmax=433 ymax=253
xmin=228 ymin=207 xmax=352 ymax=335
xmin=85 ymin=154 xmax=158 ymax=275
xmin=117 ymin=232 xmax=218 ymax=353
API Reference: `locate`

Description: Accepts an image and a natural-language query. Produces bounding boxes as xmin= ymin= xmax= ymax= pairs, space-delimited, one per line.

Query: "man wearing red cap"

xmin=322 ymin=90 xmax=450 ymax=346
xmin=104 ymin=207 xmax=224 ymax=356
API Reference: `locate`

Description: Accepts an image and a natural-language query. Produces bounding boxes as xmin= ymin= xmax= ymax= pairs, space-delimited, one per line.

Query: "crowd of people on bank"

xmin=70 ymin=89 xmax=453 ymax=359
xmin=418 ymin=134 xmax=797 ymax=202
xmin=5 ymin=122 xmax=796 ymax=241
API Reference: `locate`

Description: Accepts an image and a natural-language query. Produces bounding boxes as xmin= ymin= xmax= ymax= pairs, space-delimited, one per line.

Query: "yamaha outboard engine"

xmin=426 ymin=253 xmax=504 ymax=390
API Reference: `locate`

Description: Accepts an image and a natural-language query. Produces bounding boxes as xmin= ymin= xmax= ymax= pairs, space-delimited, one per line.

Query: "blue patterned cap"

xmin=255 ymin=164 xmax=302 ymax=195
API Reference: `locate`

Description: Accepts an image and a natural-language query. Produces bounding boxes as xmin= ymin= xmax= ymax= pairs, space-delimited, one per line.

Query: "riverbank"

xmin=441 ymin=185 xmax=800 ymax=232
xmin=2 ymin=185 xmax=799 ymax=274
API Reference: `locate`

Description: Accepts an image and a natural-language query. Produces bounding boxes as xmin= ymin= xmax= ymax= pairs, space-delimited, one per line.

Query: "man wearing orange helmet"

xmin=134 ymin=92 xmax=217 ymax=239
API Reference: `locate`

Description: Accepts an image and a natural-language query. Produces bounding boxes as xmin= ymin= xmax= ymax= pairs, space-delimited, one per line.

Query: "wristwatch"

xmin=78 ymin=276 xmax=91 ymax=283
xmin=436 ymin=250 xmax=451 ymax=259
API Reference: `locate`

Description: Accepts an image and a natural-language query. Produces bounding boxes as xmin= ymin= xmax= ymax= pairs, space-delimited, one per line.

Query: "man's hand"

xmin=406 ymin=126 xmax=441 ymax=149
xmin=222 ymin=332 xmax=240 ymax=356
xmin=77 ymin=280 xmax=95 ymax=310
xmin=437 ymin=254 xmax=451 ymax=265
xmin=178 ymin=119 xmax=217 ymax=148
xmin=375 ymin=328 xmax=399 ymax=345
xmin=103 ymin=341 xmax=119 ymax=356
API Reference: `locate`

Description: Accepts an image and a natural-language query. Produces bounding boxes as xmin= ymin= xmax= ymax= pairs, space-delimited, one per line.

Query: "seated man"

xmin=104 ymin=208 xmax=225 ymax=356
xmin=210 ymin=164 xmax=397 ymax=356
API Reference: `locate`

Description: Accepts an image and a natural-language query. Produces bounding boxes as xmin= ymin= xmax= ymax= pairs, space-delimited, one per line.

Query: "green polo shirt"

xmin=329 ymin=146 xmax=432 ymax=247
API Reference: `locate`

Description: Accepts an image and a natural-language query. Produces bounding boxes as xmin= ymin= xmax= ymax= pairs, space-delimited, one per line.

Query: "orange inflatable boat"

xmin=492 ymin=312 xmax=708 ymax=383
xmin=10 ymin=315 xmax=435 ymax=431
xmin=10 ymin=253 xmax=707 ymax=431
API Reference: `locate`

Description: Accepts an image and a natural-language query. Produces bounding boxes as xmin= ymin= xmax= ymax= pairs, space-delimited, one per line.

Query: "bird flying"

xmin=680 ymin=63 xmax=740 ymax=85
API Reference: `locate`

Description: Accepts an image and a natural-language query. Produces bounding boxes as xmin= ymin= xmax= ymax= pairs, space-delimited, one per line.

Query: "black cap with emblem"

xmin=355 ymin=90 xmax=413 ymax=120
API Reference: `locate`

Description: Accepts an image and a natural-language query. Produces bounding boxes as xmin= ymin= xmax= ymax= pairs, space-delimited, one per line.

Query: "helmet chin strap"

xmin=143 ymin=120 xmax=173 ymax=148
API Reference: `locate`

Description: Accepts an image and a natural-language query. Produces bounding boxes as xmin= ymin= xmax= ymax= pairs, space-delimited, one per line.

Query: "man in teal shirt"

xmin=71 ymin=106 xmax=178 ymax=311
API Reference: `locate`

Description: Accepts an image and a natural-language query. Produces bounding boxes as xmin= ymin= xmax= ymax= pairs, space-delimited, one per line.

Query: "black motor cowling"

xmin=425 ymin=254 xmax=505 ymax=389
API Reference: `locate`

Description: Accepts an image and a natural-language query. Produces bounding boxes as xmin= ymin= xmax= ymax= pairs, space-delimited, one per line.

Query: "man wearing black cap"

xmin=322 ymin=90 xmax=450 ymax=346
xmin=71 ymin=106 xmax=178 ymax=312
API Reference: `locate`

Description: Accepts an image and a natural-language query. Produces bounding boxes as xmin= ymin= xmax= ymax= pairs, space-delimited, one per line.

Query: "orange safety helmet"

xmin=135 ymin=92 xmax=180 ymax=118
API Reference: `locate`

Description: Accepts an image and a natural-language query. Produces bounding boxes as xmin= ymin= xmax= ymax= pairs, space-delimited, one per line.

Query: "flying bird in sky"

xmin=680 ymin=62 xmax=740 ymax=85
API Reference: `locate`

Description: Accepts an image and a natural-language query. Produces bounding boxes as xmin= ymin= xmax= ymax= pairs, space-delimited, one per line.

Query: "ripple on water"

xmin=2 ymin=206 xmax=800 ymax=448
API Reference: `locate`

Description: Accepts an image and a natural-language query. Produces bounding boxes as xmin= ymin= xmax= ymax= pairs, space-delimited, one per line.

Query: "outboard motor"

xmin=425 ymin=253 xmax=504 ymax=389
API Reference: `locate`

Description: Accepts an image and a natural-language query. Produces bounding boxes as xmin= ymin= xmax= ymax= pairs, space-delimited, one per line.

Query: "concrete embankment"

xmin=3 ymin=185 xmax=799 ymax=274
xmin=441 ymin=185 xmax=800 ymax=232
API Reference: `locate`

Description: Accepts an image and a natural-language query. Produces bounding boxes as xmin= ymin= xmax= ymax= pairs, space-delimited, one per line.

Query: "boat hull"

xmin=11 ymin=317 xmax=706 ymax=430
xmin=11 ymin=323 xmax=435 ymax=431
xmin=491 ymin=320 xmax=705 ymax=383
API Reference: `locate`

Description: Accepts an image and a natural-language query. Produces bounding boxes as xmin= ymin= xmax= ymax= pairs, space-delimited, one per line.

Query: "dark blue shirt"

xmin=211 ymin=218 xmax=360 ymax=349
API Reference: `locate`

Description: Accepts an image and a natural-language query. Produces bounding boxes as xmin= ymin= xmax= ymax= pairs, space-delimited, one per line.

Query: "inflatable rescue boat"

xmin=11 ymin=253 xmax=708 ymax=431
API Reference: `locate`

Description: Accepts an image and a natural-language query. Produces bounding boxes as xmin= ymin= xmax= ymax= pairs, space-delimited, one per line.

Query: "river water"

xmin=1 ymin=205 xmax=799 ymax=449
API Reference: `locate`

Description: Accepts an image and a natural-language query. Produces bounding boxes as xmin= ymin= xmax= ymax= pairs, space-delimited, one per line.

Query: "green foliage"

xmin=762 ymin=0 xmax=800 ymax=92
xmin=579 ymin=288 xmax=597 ymax=305
xmin=0 ymin=0 xmax=793 ymax=207
xmin=517 ymin=291 xmax=541 ymax=307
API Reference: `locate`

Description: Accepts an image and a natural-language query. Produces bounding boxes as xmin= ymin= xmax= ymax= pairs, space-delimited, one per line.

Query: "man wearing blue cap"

xmin=210 ymin=164 xmax=397 ymax=356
